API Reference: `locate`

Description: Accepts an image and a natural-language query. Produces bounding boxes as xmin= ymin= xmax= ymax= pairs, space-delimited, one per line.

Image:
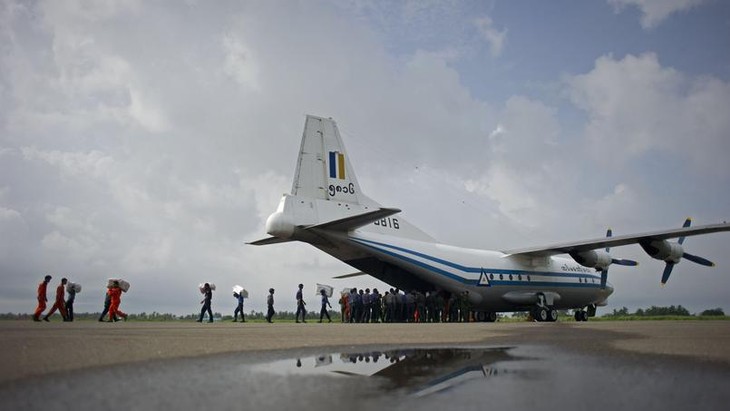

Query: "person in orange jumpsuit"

xmin=43 ymin=278 xmax=68 ymax=321
xmin=33 ymin=275 xmax=52 ymax=322
xmin=108 ymin=281 xmax=127 ymax=322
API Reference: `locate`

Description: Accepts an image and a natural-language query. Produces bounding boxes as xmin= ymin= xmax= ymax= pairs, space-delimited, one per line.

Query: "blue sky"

xmin=1 ymin=0 xmax=729 ymax=316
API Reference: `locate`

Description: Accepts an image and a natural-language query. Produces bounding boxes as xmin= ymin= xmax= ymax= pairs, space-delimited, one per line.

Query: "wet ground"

xmin=1 ymin=321 xmax=729 ymax=410
xmin=2 ymin=344 xmax=730 ymax=410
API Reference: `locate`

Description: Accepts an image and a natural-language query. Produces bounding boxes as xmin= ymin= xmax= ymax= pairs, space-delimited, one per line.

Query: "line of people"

xmin=33 ymin=275 xmax=127 ymax=322
xmin=196 ymin=283 xmax=334 ymax=324
xmin=33 ymin=276 xmax=470 ymax=324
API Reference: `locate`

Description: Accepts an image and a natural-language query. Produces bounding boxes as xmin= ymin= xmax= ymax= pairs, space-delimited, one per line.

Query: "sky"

xmin=1 ymin=0 xmax=730 ymax=316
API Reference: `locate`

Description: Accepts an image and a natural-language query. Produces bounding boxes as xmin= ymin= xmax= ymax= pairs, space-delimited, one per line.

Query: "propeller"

xmin=660 ymin=218 xmax=715 ymax=286
xmin=599 ymin=229 xmax=638 ymax=289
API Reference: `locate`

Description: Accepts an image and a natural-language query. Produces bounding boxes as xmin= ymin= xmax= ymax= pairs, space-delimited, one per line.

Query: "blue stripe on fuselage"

xmin=350 ymin=237 xmax=602 ymax=288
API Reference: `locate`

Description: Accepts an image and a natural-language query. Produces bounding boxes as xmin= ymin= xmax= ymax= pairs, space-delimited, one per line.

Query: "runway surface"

xmin=1 ymin=320 xmax=729 ymax=410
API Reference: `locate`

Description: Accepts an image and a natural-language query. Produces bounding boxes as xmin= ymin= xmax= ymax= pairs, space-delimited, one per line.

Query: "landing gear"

xmin=532 ymin=306 xmax=558 ymax=322
xmin=531 ymin=293 xmax=558 ymax=322
xmin=532 ymin=307 xmax=547 ymax=322
xmin=548 ymin=308 xmax=558 ymax=322
xmin=574 ymin=310 xmax=588 ymax=322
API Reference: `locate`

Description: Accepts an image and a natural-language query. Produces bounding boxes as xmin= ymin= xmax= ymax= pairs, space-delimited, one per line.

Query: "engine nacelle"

xmin=266 ymin=211 xmax=295 ymax=239
xmin=569 ymin=250 xmax=613 ymax=270
xmin=640 ymin=240 xmax=683 ymax=264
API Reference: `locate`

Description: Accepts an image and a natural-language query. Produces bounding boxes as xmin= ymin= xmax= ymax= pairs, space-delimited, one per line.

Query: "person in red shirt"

xmin=33 ymin=275 xmax=52 ymax=322
xmin=108 ymin=281 xmax=127 ymax=322
xmin=43 ymin=278 xmax=68 ymax=321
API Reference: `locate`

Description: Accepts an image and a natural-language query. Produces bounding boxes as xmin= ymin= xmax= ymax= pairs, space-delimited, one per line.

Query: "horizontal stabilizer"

xmin=247 ymin=236 xmax=296 ymax=246
xmin=307 ymin=207 xmax=401 ymax=232
xmin=333 ymin=271 xmax=368 ymax=279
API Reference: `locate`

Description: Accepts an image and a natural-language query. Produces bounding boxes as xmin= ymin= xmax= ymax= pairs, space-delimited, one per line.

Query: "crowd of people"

xmin=338 ymin=288 xmax=474 ymax=323
xmin=32 ymin=276 xmax=475 ymax=324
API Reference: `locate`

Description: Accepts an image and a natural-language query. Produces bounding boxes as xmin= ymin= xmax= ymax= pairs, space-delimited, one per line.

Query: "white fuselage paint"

xmin=313 ymin=229 xmax=613 ymax=312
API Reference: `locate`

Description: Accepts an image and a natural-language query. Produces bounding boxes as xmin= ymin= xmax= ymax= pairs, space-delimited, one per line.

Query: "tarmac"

xmin=1 ymin=320 xmax=729 ymax=410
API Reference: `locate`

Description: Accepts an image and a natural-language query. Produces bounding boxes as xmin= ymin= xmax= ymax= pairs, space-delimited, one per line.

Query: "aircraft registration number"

xmin=374 ymin=217 xmax=399 ymax=230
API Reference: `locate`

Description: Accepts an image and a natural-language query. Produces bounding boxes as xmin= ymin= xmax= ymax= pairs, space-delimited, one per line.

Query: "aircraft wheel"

xmin=477 ymin=311 xmax=487 ymax=322
xmin=548 ymin=308 xmax=558 ymax=322
xmin=487 ymin=312 xmax=497 ymax=322
xmin=580 ymin=311 xmax=588 ymax=322
xmin=574 ymin=311 xmax=582 ymax=321
xmin=535 ymin=307 xmax=548 ymax=322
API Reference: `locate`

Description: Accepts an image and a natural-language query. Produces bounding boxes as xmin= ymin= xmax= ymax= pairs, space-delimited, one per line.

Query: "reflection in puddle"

xmin=252 ymin=347 xmax=533 ymax=397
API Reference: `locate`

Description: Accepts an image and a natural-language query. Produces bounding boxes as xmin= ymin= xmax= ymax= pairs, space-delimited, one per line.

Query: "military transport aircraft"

xmin=249 ymin=115 xmax=730 ymax=322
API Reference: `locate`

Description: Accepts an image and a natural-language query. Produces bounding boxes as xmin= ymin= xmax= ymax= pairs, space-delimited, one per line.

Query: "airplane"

xmin=249 ymin=115 xmax=730 ymax=322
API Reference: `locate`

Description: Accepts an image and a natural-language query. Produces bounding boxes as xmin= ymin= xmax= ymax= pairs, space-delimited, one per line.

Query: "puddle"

xmin=251 ymin=347 xmax=534 ymax=397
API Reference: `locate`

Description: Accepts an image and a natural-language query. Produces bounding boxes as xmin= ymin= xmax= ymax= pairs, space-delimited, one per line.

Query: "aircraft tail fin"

xmin=292 ymin=115 xmax=373 ymax=206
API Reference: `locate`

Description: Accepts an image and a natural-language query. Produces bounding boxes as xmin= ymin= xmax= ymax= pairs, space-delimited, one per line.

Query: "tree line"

xmin=604 ymin=305 xmax=725 ymax=317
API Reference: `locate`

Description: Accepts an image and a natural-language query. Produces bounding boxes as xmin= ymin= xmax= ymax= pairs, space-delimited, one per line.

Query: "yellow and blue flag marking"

xmin=329 ymin=151 xmax=346 ymax=179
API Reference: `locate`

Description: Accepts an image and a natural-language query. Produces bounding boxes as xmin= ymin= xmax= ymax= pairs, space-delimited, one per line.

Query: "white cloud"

xmin=488 ymin=124 xmax=505 ymax=140
xmin=473 ymin=16 xmax=506 ymax=57
xmin=221 ymin=34 xmax=261 ymax=90
xmin=21 ymin=147 xmax=114 ymax=179
xmin=608 ymin=0 xmax=706 ymax=29
xmin=128 ymin=88 xmax=170 ymax=133
xmin=567 ymin=53 xmax=730 ymax=175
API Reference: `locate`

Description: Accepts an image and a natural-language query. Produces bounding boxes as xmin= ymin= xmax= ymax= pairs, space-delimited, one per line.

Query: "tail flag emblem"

xmin=329 ymin=151 xmax=346 ymax=180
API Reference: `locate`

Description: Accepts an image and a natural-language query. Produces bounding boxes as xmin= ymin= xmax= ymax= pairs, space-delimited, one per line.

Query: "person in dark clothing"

xmin=233 ymin=290 xmax=245 ymax=322
xmin=99 ymin=285 xmax=118 ymax=322
xmin=362 ymin=288 xmax=371 ymax=323
xmin=371 ymin=288 xmax=381 ymax=323
xmin=197 ymin=283 xmax=213 ymax=323
xmin=65 ymin=282 xmax=76 ymax=322
xmin=356 ymin=289 xmax=365 ymax=322
xmin=348 ymin=288 xmax=358 ymax=323
xmin=266 ymin=288 xmax=275 ymax=323
xmin=318 ymin=289 xmax=332 ymax=323
xmin=295 ymin=283 xmax=307 ymax=323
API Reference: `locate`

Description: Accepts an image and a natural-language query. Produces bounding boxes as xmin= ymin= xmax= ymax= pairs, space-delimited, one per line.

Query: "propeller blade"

xmin=678 ymin=218 xmax=691 ymax=245
xmin=600 ymin=269 xmax=607 ymax=289
xmin=661 ymin=262 xmax=675 ymax=285
xmin=605 ymin=228 xmax=612 ymax=252
xmin=683 ymin=252 xmax=715 ymax=267
xmin=612 ymin=258 xmax=638 ymax=266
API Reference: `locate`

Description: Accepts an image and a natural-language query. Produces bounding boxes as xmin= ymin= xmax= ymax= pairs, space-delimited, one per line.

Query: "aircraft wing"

xmin=503 ymin=222 xmax=730 ymax=258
